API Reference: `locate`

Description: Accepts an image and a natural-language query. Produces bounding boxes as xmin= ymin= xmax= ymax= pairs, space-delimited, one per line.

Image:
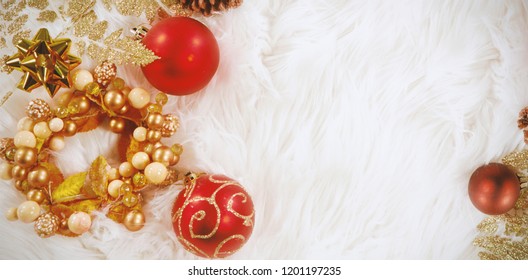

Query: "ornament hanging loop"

xmin=131 ymin=25 xmax=150 ymax=41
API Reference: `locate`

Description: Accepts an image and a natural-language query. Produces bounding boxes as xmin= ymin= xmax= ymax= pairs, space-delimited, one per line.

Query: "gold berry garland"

xmin=0 ymin=61 xmax=183 ymax=237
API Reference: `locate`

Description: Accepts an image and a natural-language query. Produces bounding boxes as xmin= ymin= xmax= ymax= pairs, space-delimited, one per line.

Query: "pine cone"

xmin=34 ymin=212 xmax=60 ymax=238
xmin=181 ymin=0 xmax=243 ymax=16
xmin=26 ymin=99 xmax=52 ymax=122
xmin=518 ymin=107 xmax=528 ymax=129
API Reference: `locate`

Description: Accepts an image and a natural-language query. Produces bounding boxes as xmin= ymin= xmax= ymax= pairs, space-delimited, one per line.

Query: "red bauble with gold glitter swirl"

xmin=171 ymin=173 xmax=255 ymax=258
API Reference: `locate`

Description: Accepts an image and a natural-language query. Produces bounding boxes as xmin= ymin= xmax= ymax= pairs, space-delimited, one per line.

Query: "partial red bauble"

xmin=142 ymin=17 xmax=219 ymax=96
xmin=468 ymin=163 xmax=520 ymax=215
xmin=172 ymin=174 xmax=255 ymax=258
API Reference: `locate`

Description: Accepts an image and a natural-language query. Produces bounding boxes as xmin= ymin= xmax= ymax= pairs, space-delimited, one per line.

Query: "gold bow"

xmin=5 ymin=28 xmax=81 ymax=97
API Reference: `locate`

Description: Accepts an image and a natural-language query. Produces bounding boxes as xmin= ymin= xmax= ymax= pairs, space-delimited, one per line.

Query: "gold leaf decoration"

xmin=40 ymin=162 xmax=65 ymax=190
xmin=8 ymin=15 xmax=27 ymax=33
xmin=0 ymin=91 xmax=13 ymax=107
xmin=69 ymin=199 xmax=102 ymax=213
xmin=86 ymin=156 xmax=109 ymax=199
xmin=126 ymin=138 xmax=147 ymax=162
xmin=27 ymin=0 xmax=49 ymax=9
xmin=474 ymin=151 xmax=528 ymax=259
xmin=71 ymin=108 xmax=104 ymax=133
xmin=87 ymin=36 xmax=159 ymax=66
xmin=1 ymin=0 xmax=26 ymax=22
xmin=113 ymin=0 xmax=160 ymax=22
xmin=37 ymin=10 xmax=57 ymax=22
xmin=51 ymin=172 xmax=87 ymax=203
xmin=73 ymin=10 xmax=108 ymax=41
xmin=102 ymin=0 xmax=112 ymax=10
xmin=72 ymin=41 xmax=86 ymax=57
xmin=11 ymin=30 xmax=31 ymax=46
xmin=473 ymin=235 xmax=528 ymax=260
xmin=64 ymin=0 xmax=96 ymax=19
xmin=502 ymin=150 xmax=528 ymax=171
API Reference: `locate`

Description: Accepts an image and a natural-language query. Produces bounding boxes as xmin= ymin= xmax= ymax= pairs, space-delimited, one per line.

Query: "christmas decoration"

xmin=172 ymin=173 xmax=255 ymax=258
xmin=5 ymin=28 xmax=81 ymax=97
xmin=0 ymin=0 xmax=251 ymax=259
xmin=179 ymin=0 xmax=244 ymax=16
xmin=141 ymin=17 xmax=220 ymax=95
xmin=468 ymin=163 xmax=520 ymax=215
xmin=518 ymin=106 xmax=528 ymax=144
xmin=1 ymin=62 xmax=183 ymax=237
xmin=34 ymin=212 xmax=60 ymax=238
xmin=473 ymin=151 xmax=528 ymax=259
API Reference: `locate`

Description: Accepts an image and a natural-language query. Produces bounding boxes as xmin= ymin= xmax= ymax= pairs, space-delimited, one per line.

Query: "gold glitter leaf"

xmin=86 ymin=156 xmax=109 ymax=199
xmin=8 ymin=15 xmax=28 ymax=34
xmin=102 ymin=0 xmax=112 ymax=10
xmin=88 ymin=37 xmax=159 ymax=66
xmin=476 ymin=217 xmax=499 ymax=235
xmin=474 ymin=236 xmax=528 ymax=260
xmin=104 ymin=29 xmax=123 ymax=45
xmin=65 ymin=0 xmax=95 ymax=19
xmin=73 ymin=10 xmax=108 ymax=41
xmin=68 ymin=199 xmax=102 ymax=213
xmin=72 ymin=41 xmax=86 ymax=57
xmin=0 ymin=92 xmax=13 ymax=107
xmin=12 ymin=30 xmax=31 ymax=45
xmin=1 ymin=0 xmax=26 ymax=21
xmin=37 ymin=10 xmax=57 ymax=22
xmin=28 ymin=0 xmax=49 ymax=10
xmin=502 ymin=150 xmax=528 ymax=171
xmin=114 ymin=0 xmax=160 ymax=22
xmin=51 ymin=172 xmax=87 ymax=203
xmin=1 ymin=56 xmax=13 ymax=74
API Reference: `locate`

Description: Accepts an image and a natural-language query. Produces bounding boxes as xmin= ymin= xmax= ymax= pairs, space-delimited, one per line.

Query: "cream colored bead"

xmin=119 ymin=162 xmax=136 ymax=178
xmin=5 ymin=207 xmax=18 ymax=221
xmin=128 ymin=88 xmax=150 ymax=109
xmin=17 ymin=117 xmax=34 ymax=131
xmin=14 ymin=131 xmax=37 ymax=148
xmin=108 ymin=179 xmax=124 ymax=198
xmin=144 ymin=162 xmax=168 ymax=184
xmin=131 ymin=152 xmax=150 ymax=170
xmin=0 ymin=163 xmax=13 ymax=180
xmin=49 ymin=135 xmax=65 ymax=151
xmin=48 ymin=118 xmax=64 ymax=132
xmin=33 ymin=121 xmax=52 ymax=139
xmin=73 ymin=69 xmax=94 ymax=91
xmin=108 ymin=168 xmax=119 ymax=181
xmin=133 ymin=127 xmax=147 ymax=142
xmin=17 ymin=201 xmax=40 ymax=223
xmin=67 ymin=212 xmax=92 ymax=235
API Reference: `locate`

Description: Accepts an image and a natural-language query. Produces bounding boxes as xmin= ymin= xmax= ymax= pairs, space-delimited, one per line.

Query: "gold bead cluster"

xmin=1 ymin=62 xmax=183 ymax=238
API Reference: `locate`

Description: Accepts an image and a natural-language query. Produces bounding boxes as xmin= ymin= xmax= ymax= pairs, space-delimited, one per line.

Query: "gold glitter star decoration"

xmin=5 ymin=28 xmax=81 ymax=97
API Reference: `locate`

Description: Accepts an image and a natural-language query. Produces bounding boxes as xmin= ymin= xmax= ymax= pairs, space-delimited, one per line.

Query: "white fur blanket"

xmin=1 ymin=0 xmax=527 ymax=259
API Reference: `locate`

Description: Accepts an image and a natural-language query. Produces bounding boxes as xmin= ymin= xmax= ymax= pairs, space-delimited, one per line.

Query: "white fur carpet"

xmin=1 ymin=0 xmax=528 ymax=259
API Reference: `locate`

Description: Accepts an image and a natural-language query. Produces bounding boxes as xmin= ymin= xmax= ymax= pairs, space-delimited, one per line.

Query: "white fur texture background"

xmin=1 ymin=0 xmax=528 ymax=259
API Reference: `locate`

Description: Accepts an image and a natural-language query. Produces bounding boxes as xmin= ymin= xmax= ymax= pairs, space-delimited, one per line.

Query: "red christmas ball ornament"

xmin=142 ymin=17 xmax=220 ymax=96
xmin=172 ymin=173 xmax=255 ymax=258
xmin=468 ymin=163 xmax=521 ymax=215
